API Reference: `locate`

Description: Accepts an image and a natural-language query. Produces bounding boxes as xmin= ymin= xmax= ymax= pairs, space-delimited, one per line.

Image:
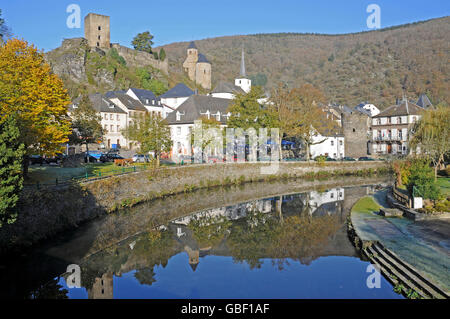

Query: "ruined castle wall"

xmin=111 ymin=44 xmax=169 ymax=74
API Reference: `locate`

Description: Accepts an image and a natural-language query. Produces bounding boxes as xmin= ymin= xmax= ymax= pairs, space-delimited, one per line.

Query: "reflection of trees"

xmin=29 ymin=277 xmax=68 ymax=299
xmin=80 ymin=228 xmax=176 ymax=291
xmin=188 ymin=215 xmax=232 ymax=248
xmin=134 ymin=268 xmax=156 ymax=286
xmin=227 ymin=211 xmax=342 ymax=269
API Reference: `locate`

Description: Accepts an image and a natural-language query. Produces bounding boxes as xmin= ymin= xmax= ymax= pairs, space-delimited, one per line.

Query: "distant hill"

xmin=158 ymin=17 xmax=450 ymax=109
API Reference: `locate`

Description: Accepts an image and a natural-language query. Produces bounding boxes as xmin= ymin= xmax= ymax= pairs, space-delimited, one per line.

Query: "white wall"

xmin=161 ymin=96 xmax=189 ymax=110
xmin=309 ymin=134 xmax=345 ymax=159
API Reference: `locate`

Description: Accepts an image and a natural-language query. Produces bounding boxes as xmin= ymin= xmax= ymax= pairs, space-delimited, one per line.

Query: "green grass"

xmin=436 ymin=177 xmax=450 ymax=196
xmin=351 ymin=196 xmax=381 ymax=214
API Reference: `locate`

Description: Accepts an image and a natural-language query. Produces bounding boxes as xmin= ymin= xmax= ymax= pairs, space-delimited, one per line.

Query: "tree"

xmin=131 ymin=31 xmax=154 ymax=54
xmin=190 ymin=116 xmax=222 ymax=160
xmin=406 ymin=158 xmax=440 ymax=200
xmin=0 ymin=39 xmax=71 ymax=175
xmin=159 ymin=48 xmax=166 ymax=61
xmin=410 ymin=103 xmax=450 ymax=179
xmin=0 ymin=9 xmax=11 ymax=42
xmin=122 ymin=113 xmax=172 ymax=166
xmin=227 ymin=86 xmax=277 ymax=131
xmin=0 ymin=116 xmax=25 ymax=227
xmin=270 ymin=83 xmax=338 ymax=160
xmin=70 ymin=93 xmax=103 ymax=162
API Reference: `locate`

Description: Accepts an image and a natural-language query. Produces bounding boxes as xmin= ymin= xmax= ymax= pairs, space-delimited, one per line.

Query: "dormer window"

xmin=152 ymin=100 xmax=155 ymax=105
xmin=216 ymin=112 xmax=220 ymax=121
xmin=176 ymin=111 xmax=181 ymax=121
xmin=146 ymin=99 xmax=149 ymax=104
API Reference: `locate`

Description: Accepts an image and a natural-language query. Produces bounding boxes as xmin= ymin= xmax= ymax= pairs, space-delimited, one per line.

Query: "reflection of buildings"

xmin=305 ymin=188 xmax=345 ymax=216
xmin=88 ymin=273 xmax=113 ymax=299
xmin=172 ymin=199 xmax=273 ymax=226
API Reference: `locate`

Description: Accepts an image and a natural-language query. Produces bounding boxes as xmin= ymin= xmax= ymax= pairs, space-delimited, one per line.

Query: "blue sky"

xmin=2 ymin=0 xmax=449 ymax=52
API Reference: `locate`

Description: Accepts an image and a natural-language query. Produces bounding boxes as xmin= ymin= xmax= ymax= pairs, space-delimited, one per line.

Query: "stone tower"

xmin=183 ymin=41 xmax=211 ymax=90
xmin=84 ymin=13 xmax=110 ymax=49
xmin=88 ymin=273 xmax=114 ymax=299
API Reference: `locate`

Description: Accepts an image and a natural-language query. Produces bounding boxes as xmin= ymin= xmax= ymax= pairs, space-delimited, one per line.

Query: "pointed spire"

xmin=240 ymin=47 xmax=246 ymax=78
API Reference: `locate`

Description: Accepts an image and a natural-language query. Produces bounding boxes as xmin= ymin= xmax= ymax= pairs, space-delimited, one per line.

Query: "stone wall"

xmin=111 ymin=44 xmax=169 ymax=74
xmin=0 ymin=161 xmax=390 ymax=253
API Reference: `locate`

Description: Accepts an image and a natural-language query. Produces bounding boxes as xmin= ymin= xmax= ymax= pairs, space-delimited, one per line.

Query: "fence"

xmin=393 ymin=184 xmax=412 ymax=207
xmin=24 ymin=164 xmax=157 ymax=190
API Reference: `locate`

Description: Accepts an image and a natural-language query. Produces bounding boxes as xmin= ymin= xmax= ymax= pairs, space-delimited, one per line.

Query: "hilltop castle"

xmin=183 ymin=42 xmax=211 ymax=90
xmin=84 ymin=13 xmax=111 ymax=49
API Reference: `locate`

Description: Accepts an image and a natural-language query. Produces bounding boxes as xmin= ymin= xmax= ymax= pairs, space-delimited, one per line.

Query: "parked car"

xmin=358 ymin=156 xmax=375 ymax=161
xmin=343 ymin=157 xmax=356 ymax=161
xmin=132 ymin=154 xmax=150 ymax=163
xmin=29 ymin=155 xmax=46 ymax=165
xmin=100 ymin=153 xmax=124 ymax=163
xmin=326 ymin=157 xmax=337 ymax=161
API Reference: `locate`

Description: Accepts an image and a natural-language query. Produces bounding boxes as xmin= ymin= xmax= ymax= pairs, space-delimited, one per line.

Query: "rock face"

xmin=45 ymin=38 xmax=169 ymax=96
xmin=46 ymin=38 xmax=88 ymax=83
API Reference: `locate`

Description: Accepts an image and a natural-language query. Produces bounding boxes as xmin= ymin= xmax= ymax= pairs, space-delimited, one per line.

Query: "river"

xmin=0 ymin=177 xmax=403 ymax=299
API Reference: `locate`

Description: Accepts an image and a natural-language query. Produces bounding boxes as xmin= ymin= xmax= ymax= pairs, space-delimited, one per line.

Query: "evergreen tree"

xmin=159 ymin=48 xmax=166 ymax=61
xmin=131 ymin=31 xmax=154 ymax=54
xmin=0 ymin=116 xmax=25 ymax=227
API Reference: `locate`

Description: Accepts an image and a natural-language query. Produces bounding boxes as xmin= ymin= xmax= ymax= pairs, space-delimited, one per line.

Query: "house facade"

xmin=371 ymin=99 xmax=423 ymax=155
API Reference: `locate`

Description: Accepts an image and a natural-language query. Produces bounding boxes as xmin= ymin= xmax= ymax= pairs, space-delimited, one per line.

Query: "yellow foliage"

xmin=0 ymin=39 xmax=71 ymax=156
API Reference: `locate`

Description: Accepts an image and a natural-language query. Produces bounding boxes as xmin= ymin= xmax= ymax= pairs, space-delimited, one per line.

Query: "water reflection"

xmin=1 ymin=182 xmax=402 ymax=299
xmin=46 ymin=185 xmax=400 ymax=299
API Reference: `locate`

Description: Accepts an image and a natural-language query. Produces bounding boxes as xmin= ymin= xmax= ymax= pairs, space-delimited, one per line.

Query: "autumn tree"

xmin=190 ymin=116 xmax=223 ymax=161
xmin=70 ymin=93 xmax=103 ymax=162
xmin=270 ymin=83 xmax=338 ymax=160
xmin=131 ymin=31 xmax=154 ymax=54
xmin=410 ymin=103 xmax=450 ymax=179
xmin=0 ymin=116 xmax=25 ymax=227
xmin=122 ymin=113 xmax=172 ymax=166
xmin=0 ymin=39 xmax=71 ymax=175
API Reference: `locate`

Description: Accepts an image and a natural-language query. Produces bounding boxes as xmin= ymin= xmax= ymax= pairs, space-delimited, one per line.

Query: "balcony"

xmin=372 ymin=136 xmax=404 ymax=142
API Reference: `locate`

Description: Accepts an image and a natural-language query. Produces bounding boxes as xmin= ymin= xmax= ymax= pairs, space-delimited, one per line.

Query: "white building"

xmin=355 ymin=102 xmax=380 ymax=117
xmin=159 ymin=83 xmax=195 ymax=111
xmin=165 ymin=95 xmax=231 ymax=161
xmin=309 ymin=126 xmax=345 ymax=160
xmin=371 ymin=99 xmax=423 ymax=155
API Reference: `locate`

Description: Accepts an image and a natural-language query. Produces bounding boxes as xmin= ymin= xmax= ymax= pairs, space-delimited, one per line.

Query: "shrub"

xmin=407 ymin=158 xmax=440 ymax=200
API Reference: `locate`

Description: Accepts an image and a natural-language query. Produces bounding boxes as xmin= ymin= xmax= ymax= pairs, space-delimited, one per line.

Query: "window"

xmin=98 ymin=26 xmax=101 ymax=31
xmin=177 ymin=127 xmax=181 ymax=135
xmin=331 ymin=141 xmax=334 ymax=146
xmin=339 ymin=140 xmax=343 ymax=146
xmin=110 ymin=125 xmax=114 ymax=132
xmin=331 ymin=193 xmax=334 ymax=199
xmin=104 ymin=114 xmax=108 ymax=120
xmin=176 ymin=112 xmax=181 ymax=121
xmin=352 ymin=128 xmax=356 ymax=132
xmin=117 ymin=125 xmax=120 ymax=132
xmin=104 ymin=124 xmax=107 ymax=130
xmin=98 ymin=35 xmax=101 ymax=40
xmin=398 ymin=117 xmax=402 ymax=124
xmin=116 ymin=115 xmax=120 ymax=121
xmin=110 ymin=114 xmax=113 ymax=120
xmin=96 ymin=42 xmax=99 ymax=47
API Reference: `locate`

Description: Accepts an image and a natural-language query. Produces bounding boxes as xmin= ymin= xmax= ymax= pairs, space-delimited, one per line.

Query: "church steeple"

xmin=240 ymin=48 xmax=246 ymax=78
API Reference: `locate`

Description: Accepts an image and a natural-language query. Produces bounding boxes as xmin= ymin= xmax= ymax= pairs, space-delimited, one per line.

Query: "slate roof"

xmin=70 ymin=93 xmax=126 ymax=114
xmin=373 ymin=100 xmax=424 ymax=118
xmin=104 ymin=90 xmax=126 ymax=99
xmin=165 ymin=95 xmax=231 ymax=125
xmin=112 ymin=93 xmax=147 ymax=111
xmin=211 ymin=81 xmax=246 ymax=95
xmin=128 ymin=88 xmax=157 ymax=104
xmin=354 ymin=105 xmax=372 ymax=116
xmin=416 ymin=94 xmax=433 ymax=108
xmin=197 ymin=53 xmax=210 ymax=64
xmin=188 ymin=41 xmax=197 ymax=49
xmin=160 ymin=83 xmax=195 ymax=99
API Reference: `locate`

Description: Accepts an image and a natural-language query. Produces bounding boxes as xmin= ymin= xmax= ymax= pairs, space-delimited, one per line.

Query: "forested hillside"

xmin=158 ymin=17 xmax=449 ymax=108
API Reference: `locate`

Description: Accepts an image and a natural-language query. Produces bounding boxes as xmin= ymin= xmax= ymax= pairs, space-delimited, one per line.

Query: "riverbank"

xmin=348 ymin=191 xmax=450 ymax=299
xmin=0 ymin=161 xmax=390 ymax=254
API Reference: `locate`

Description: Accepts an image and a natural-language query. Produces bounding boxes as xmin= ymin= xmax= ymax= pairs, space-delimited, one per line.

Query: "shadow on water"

xmin=0 ymin=176 xmax=399 ymax=299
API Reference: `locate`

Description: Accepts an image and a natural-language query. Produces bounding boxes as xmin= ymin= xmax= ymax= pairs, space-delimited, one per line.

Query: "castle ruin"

xmin=183 ymin=42 xmax=211 ymax=90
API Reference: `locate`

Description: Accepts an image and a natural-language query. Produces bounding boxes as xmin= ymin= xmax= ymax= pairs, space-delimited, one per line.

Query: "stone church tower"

xmin=84 ymin=13 xmax=111 ymax=49
xmin=183 ymin=41 xmax=211 ymax=90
